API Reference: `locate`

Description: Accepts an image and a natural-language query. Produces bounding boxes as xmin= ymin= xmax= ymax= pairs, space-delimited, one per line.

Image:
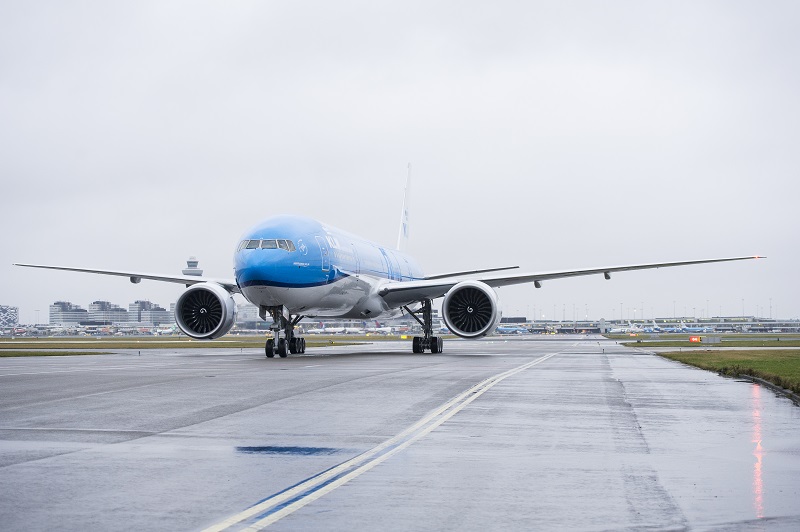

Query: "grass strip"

xmin=622 ymin=340 xmax=800 ymax=348
xmin=657 ymin=349 xmax=800 ymax=395
xmin=607 ymin=334 xmax=800 ymax=341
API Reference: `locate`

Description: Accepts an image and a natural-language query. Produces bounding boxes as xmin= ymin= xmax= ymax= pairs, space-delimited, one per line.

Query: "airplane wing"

xmin=379 ymin=256 xmax=763 ymax=308
xmin=13 ymin=263 xmax=241 ymax=293
xmin=423 ymin=266 xmax=519 ymax=280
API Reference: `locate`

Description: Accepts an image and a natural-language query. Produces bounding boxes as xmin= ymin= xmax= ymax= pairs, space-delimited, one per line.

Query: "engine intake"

xmin=442 ymin=280 xmax=501 ymax=338
xmin=175 ymin=283 xmax=237 ymax=340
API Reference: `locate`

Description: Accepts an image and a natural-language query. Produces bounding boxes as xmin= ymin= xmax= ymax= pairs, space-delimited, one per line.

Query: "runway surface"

xmin=1 ymin=336 xmax=798 ymax=531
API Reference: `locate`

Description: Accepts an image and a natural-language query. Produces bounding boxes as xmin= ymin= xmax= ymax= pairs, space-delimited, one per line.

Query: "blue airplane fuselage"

xmin=234 ymin=215 xmax=424 ymax=318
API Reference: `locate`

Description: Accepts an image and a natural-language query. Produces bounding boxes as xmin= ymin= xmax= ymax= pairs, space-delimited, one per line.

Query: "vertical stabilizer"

xmin=396 ymin=164 xmax=411 ymax=251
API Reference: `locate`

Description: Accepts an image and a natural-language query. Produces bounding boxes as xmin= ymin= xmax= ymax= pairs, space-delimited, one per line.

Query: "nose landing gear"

xmin=262 ymin=306 xmax=306 ymax=358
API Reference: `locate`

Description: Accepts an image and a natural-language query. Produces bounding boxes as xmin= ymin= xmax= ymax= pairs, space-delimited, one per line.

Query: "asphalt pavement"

xmin=1 ymin=336 xmax=798 ymax=531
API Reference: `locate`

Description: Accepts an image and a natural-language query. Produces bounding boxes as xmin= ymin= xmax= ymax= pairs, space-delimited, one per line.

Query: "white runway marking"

xmin=204 ymin=351 xmax=559 ymax=531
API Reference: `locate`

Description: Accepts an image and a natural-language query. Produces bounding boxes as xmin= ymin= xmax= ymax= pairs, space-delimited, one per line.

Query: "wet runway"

xmin=1 ymin=336 xmax=798 ymax=531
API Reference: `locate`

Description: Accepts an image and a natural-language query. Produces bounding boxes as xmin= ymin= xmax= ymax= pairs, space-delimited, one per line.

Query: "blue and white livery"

xmin=14 ymin=177 xmax=763 ymax=356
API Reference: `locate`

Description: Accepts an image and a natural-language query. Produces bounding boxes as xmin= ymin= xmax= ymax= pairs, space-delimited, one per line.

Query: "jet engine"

xmin=442 ymin=280 xmax=502 ymax=338
xmin=174 ymin=282 xmax=237 ymax=340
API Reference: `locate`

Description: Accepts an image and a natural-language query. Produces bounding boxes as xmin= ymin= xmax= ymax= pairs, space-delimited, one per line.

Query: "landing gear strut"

xmin=262 ymin=306 xmax=306 ymax=358
xmin=403 ymin=299 xmax=443 ymax=354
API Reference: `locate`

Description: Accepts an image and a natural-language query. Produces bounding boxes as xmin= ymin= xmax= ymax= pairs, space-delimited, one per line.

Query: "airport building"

xmin=128 ymin=300 xmax=172 ymax=326
xmin=0 ymin=305 xmax=19 ymax=328
xmin=47 ymin=300 xmax=173 ymax=327
xmin=88 ymin=301 xmax=128 ymax=324
xmin=236 ymin=302 xmax=260 ymax=325
xmin=49 ymin=301 xmax=89 ymax=325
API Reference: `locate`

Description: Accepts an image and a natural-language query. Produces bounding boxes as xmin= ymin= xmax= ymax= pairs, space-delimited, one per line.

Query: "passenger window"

xmin=287 ymin=240 xmax=296 ymax=252
xmin=246 ymin=240 xmax=260 ymax=249
xmin=277 ymin=239 xmax=289 ymax=251
xmin=261 ymin=239 xmax=278 ymax=249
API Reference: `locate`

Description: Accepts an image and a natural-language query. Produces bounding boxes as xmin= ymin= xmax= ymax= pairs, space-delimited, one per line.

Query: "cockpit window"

xmin=240 ymin=239 xmax=296 ymax=251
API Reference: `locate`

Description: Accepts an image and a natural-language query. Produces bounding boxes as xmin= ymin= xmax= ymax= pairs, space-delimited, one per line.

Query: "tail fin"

xmin=396 ymin=164 xmax=411 ymax=251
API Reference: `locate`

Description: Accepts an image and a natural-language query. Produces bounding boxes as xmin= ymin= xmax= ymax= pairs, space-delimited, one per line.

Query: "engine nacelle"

xmin=174 ymin=282 xmax=237 ymax=340
xmin=442 ymin=280 xmax=502 ymax=339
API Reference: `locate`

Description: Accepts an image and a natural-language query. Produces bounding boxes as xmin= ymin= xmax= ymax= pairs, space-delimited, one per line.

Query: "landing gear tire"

xmin=430 ymin=337 xmax=443 ymax=354
xmin=300 ymin=338 xmax=306 ymax=353
xmin=289 ymin=337 xmax=298 ymax=354
xmin=412 ymin=336 xmax=422 ymax=353
xmin=265 ymin=339 xmax=275 ymax=358
xmin=406 ymin=299 xmax=440 ymax=354
xmin=277 ymin=338 xmax=288 ymax=358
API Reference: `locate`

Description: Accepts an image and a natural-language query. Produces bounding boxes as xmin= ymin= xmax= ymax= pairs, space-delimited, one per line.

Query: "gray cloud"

xmin=2 ymin=1 xmax=796 ymax=323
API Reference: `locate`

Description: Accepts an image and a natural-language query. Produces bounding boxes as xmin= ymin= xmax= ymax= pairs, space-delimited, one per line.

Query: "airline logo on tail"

xmin=397 ymin=164 xmax=411 ymax=251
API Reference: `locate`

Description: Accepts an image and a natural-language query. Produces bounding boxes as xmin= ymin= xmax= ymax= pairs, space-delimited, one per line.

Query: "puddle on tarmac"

xmin=236 ymin=446 xmax=345 ymax=456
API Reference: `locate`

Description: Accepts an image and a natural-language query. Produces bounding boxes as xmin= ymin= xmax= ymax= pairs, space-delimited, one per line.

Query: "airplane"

xmin=14 ymin=176 xmax=763 ymax=357
xmin=625 ymin=321 xmax=645 ymax=333
xmin=305 ymin=322 xmax=328 ymax=334
xmin=608 ymin=321 xmax=644 ymax=334
xmin=644 ymin=320 xmax=662 ymax=333
xmin=495 ymin=325 xmax=529 ymax=335
xmin=608 ymin=324 xmax=633 ymax=334
xmin=647 ymin=320 xmax=682 ymax=333
xmin=367 ymin=321 xmax=396 ymax=335
xmin=680 ymin=320 xmax=714 ymax=333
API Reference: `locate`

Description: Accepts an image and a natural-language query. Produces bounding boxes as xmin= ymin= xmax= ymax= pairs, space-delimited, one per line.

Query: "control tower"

xmin=182 ymin=256 xmax=203 ymax=276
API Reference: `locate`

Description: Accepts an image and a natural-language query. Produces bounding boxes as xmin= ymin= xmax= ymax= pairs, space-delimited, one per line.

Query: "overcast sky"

xmin=2 ymin=1 xmax=797 ymax=325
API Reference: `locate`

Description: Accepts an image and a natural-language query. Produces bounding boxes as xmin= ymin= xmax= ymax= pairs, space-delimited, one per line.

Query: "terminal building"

xmin=0 ymin=305 xmax=19 ymax=328
xmin=128 ymin=300 xmax=172 ymax=326
xmin=236 ymin=302 xmax=261 ymax=326
xmin=46 ymin=300 xmax=172 ymax=326
xmin=87 ymin=301 xmax=128 ymax=325
xmin=49 ymin=301 xmax=89 ymax=326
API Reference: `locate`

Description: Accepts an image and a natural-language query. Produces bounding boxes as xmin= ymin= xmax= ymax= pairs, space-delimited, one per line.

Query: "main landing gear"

xmin=403 ymin=299 xmax=443 ymax=354
xmin=263 ymin=306 xmax=306 ymax=358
